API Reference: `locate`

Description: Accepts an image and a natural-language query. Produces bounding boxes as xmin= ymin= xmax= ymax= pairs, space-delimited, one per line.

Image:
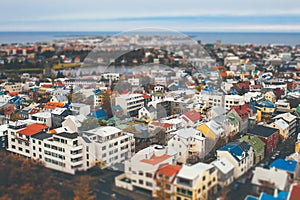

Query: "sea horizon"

xmin=0 ymin=31 xmax=300 ymax=46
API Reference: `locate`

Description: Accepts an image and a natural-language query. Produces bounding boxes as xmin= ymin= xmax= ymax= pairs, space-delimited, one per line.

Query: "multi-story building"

xmin=217 ymin=141 xmax=254 ymax=179
xmin=115 ymin=94 xmax=144 ymax=116
xmin=211 ymin=157 xmax=234 ymax=187
xmin=168 ymin=128 xmax=206 ymax=164
xmin=247 ymin=125 xmax=279 ymax=155
xmin=31 ymin=112 xmax=52 ymax=127
xmin=115 ymin=145 xmax=177 ymax=194
xmin=82 ymin=126 xmax=135 ymax=168
xmin=0 ymin=124 xmax=8 ymax=151
xmin=174 ymin=162 xmax=218 ymax=200
xmin=273 ymin=112 xmax=297 ymax=136
xmin=224 ymin=95 xmax=245 ymax=110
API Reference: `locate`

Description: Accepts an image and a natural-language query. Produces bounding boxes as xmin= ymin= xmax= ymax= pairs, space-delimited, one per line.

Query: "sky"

xmin=2 ymin=0 xmax=300 ymax=32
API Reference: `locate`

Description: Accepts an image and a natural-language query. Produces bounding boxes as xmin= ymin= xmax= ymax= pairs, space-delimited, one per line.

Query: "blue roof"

xmin=90 ymin=109 xmax=108 ymax=120
xmin=219 ymin=141 xmax=250 ymax=162
xmin=244 ymin=195 xmax=258 ymax=200
xmin=269 ymin=159 xmax=297 ymax=173
xmin=259 ymin=191 xmax=288 ymax=200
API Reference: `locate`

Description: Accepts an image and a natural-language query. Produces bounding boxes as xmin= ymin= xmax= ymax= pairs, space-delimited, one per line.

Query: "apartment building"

xmin=224 ymin=95 xmax=245 ymax=110
xmin=115 ymin=94 xmax=144 ymax=116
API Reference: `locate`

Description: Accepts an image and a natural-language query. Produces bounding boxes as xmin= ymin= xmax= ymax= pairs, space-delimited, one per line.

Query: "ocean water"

xmin=0 ymin=32 xmax=299 ymax=46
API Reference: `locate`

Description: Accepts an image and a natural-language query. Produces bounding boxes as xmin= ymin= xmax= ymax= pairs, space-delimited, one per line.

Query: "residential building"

xmin=247 ymin=125 xmax=279 ymax=155
xmin=227 ymin=104 xmax=253 ymax=133
xmin=239 ymin=135 xmax=265 ymax=165
xmin=224 ymin=95 xmax=245 ymax=110
xmin=211 ymin=157 xmax=235 ymax=187
xmin=268 ymin=119 xmax=289 ymax=141
xmin=115 ymin=94 xmax=144 ymax=116
xmin=0 ymin=124 xmax=8 ymax=151
xmin=251 ymin=167 xmax=289 ymax=194
xmin=269 ymin=159 xmax=299 ymax=180
xmin=174 ymin=162 xmax=218 ymax=200
xmin=154 ymin=164 xmax=182 ymax=200
xmin=181 ymin=110 xmax=203 ymax=128
xmin=69 ymin=103 xmax=91 ymax=116
xmin=115 ymin=145 xmax=177 ymax=193
xmin=31 ymin=112 xmax=52 ymax=127
xmin=287 ymin=183 xmax=300 ymax=200
xmin=51 ymin=108 xmax=72 ymax=128
xmin=62 ymin=115 xmax=86 ymax=132
xmin=273 ymin=113 xmax=297 ymax=136
xmin=217 ymin=141 xmax=254 ymax=178
xmin=168 ymin=128 xmax=206 ymax=164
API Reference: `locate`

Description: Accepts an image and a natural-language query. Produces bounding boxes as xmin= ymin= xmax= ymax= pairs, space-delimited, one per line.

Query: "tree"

xmin=102 ymin=92 xmax=113 ymax=118
xmin=79 ymin=118 xmax=99 ymax=131
xmin=73 ymin=177 xmax=96 ymax=200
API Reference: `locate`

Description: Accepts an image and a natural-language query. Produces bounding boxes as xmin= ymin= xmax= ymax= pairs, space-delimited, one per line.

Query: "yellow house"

xmin=175 ymin=162 xmax=218 ymax=200
xmin=263 ymin=91 xmax=276 ymax=102
xmin=295 ymin=141 xmax=300 ymax=153
xmin=197 ymin=124 xmax=217 ymax=141
xmin=256 ymin=106 xmax=275 ymax=123
xmin=268 ymin=119 xmax=289 ymax=140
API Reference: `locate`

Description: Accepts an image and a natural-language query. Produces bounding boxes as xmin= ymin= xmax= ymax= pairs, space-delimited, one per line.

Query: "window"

xmin=146 ymin=182 xmax=153 ymax=187
xmin=202 ymin=176 xmax=206 ymax=181
xmin=138 ymin=180 xmax=144 ymax=185
xmin=39 ymin=155 xmax=42 ymax=159
xmin=32 ymin=139 xmax=35 ymax=143
xmin=25 ymin=149 xmax=30 ymax=153
xmin=102 ymin=146 xmax=106 ymax=151
xmin=87 ymin=161 xmax=89 ymax=167
xmin=202 ymin=186 xmax=206 ymax=191
xmin=18 ymin=147 xmax=23 ymax=151
xmin=145 ymin=173 xmax=152 ymax=178
xmin=11 ymin=138 xmax=15 ymax=142
xmin=38 ymin=141 xmax=41 ymax=145
xmin=18 ymin=140 xmax=22 ymax=145
xmin=86 ymin=154 xmax=89 ymax=159
xmin=138 ymin=171 xmax=143 ymax=176
xmin=39 ymin=148 xmax=42 ymax=152
xmin=12 ymin=145 xmax=15 ymax=149
xmin=33 ymin=153 xmax=36 ymax=157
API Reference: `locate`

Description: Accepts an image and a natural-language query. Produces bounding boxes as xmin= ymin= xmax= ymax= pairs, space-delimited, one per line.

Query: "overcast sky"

xmin=2 ymin=0 xmax=300 ymax=32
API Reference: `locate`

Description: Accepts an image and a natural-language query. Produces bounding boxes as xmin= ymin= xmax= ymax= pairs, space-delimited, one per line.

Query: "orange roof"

xmin=141 ymin=154 xmax=172 ymax=165
xmin=18 ymin=123 xmax=49 ymax=136
xmin=49 ymin=129 xmax=57 ymax=134
xmin=150 ymin=121 xmax=173 ymax=129
xmin=156 ymin=164 xmax=182 ymax=177
xmin=9 ymin=92 xmax=19 ymax=96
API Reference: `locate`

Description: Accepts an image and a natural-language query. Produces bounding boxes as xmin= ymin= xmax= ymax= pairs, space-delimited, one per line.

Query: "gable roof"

xmin=182 ymin=110 xmax=203 ymax=122
xmin=219 ymin=141 xmax=250 ymax=162
xmin=274 ymin=119 xmax=289 ymax=130
xmin=230 ymin=104 xmax=252 ymax=120
xmin=239 ymin=135 xmax=265 ymax=151
xmin=211 ymin=157 xmax=234 ymax=174
xmin=156 ymin=164 xmax=182 ymax=177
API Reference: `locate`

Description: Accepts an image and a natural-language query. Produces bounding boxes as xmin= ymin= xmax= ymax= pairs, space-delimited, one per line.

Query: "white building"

xmin=211 ymin=157 xmax=235 ymax=187
xmin=82 ymin=126 xmax=135 ymax=168
xmin=31 ymin=112 xmax=52 ymax=127
xmin=224 ymin=95 xmax=245 ymax=110
xmin=216 ymin=141 xmax=254 ymax=179
xmin=115 ymin=145 xmax=177 ymax=192
xmin=128 ymin=78 xmax=140 ymax=87
xmin=70 ymin=103 xmax=91 ymax=116
xmin=168 ymin=128 xmax=206 ymax=163
xmin=273 ymin=113 xmax=297 ymax=136
xmin=62 ymin=115 xmax=86 ymax=132
xmin=115 ymin=94 xmax=144 ymax=116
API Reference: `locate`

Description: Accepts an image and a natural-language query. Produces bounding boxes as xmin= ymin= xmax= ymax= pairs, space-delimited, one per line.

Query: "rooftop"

xmin=18 ymin=123 xmax=49 ymax=137
xmin=56 ymin=132 xmax=79 ymax=139
xmin=269 ymin=159 xmax=297 ymax=173
xmin=156 ymin=164 xmax=182 ymax=177
xmin=248 ymin=125 xmax=278 ymax=137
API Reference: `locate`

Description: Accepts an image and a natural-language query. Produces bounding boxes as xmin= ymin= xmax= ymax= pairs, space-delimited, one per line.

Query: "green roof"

xmin=296 ymin=106 xmax=300 ymax=113
xmin=239 ymin=135 xmax=265 ymax=151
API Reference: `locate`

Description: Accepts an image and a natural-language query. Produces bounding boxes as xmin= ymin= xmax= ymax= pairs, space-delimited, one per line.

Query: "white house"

xmin=70 ymin=103 xmax=91 ymax=116
xmin=62 ymin=115 xmax=86 ymax=132
xmin=216 ymin=141 xmax=254 ymax=179
xmin=115 ymin=145 xmax=177 ymax=192
xmin=138 ymin=105 xmax=157 ymax=120
xmin=31 ymin=112 xmax=52 ymax=127
xmin=273 ymin=113 xmax=297 ymax=136
xmin=211 ymin=157 xmax=235 ymax=187
xmin=181 ymin=110 xmax=203 ymax=128
xmin=224 ymin=95 xmax=245 ymax=110
xmin=168 ymin=128 xmax=206 ymax=164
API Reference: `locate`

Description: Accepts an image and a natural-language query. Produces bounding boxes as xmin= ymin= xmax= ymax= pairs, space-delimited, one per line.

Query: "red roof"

xmin=18 ymin=123 xmax=49 ymax=136
xmin=183 ymin=110 xmax=203 ymax=122
xmin=156 ymin=164 xmax=182 ymax=177
xmin=141 ymin=154 xmax=172 ymax=165
xmin=143 ymin=94 xmax=151 ymax=99
xmin=289 ymin=184 xmax=300 ymax=200
xmin=150 ymin=121 xmax=173 ymax=129
xmin=250 ymin=84 xmax=263 ymax=89
xmin=230 ymin=104 xmax=252 ymax=120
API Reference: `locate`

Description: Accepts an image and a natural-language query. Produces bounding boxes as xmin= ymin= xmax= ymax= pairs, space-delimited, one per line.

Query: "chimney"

xmin=273 ymin=188 xmax=278 ymax=198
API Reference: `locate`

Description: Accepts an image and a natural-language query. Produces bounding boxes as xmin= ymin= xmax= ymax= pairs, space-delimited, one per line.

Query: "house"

xmin=239 ymin=135 xmax=265 ymax=165
xmin=206 ymin=106 xmax=226 ymax=119
xmin=148 ymin=121 xmax=175 ymax=139
xmin=247 ymin=125 xmax=279 ymax=155
xmin=154 ymin=164 xmax=182 ymax=200
xmin=51 ymin=108 xmax=73 ymax=128
xmin=181 ymin=110 xmax=203 ymax=128
xmin=174 ymin=162 xmax=218 ymax=200
xmin=227 ymin=104 xmax=253 ymax=133
xmin=269 ymin=159 xmax=299 ymax=180
xmin=263 ymin=91 xmax=277 ymax=103
xmin=168 ymin=128 xmax=206 ymax=164
xmin=31 ymin=112 xmax=52 ymax=127
xmin=62 ymin=115 xmax=86 ymax=132
xmin=50 ymin=94 xmax=68 ymax=104
xmin=211 ymin=157 xmax=234 ymax=187
xmin=115 ymin=145 xmax=177 ymax=193
xmin=251 ymin=167 xmax=289 ymax=194
xmin=69 ymin=103 xmax=91 ymax=116
xmin=273 ymin=113 xmax=297 ymax=136
xmin=268 ymin=119 xmax=289 ymax=141
xmin=217 ymin=141 xmax=254 ymax=178
xmin=138 ymin=105 xmax=157 ymax=120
